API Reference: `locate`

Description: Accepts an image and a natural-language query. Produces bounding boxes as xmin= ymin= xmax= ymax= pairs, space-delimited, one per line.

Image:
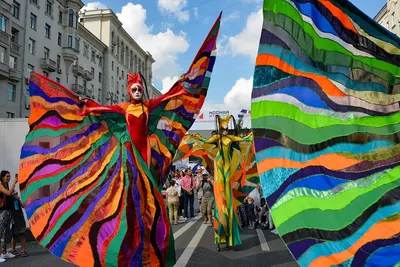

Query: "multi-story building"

xmin=0 ymin=0 xmax=160 ymax=119
xmin=0 ymin=0 xmax=26 ymax=118
xmin=79 ymin=8 xmax=160 ymax=103
xmin=375 ymin=0 xmax=399 ymax=36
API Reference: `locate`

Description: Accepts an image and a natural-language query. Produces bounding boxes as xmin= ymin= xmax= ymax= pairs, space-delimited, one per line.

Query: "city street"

xmin=3 ymin=215 xmax=298 ymax=267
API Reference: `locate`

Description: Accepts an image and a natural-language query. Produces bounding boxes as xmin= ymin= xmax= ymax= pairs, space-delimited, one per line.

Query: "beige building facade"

xmin=375 ymin=0 xmax=400 ymax=35
xmin=0 ymin=0 xmax=160 ymax=119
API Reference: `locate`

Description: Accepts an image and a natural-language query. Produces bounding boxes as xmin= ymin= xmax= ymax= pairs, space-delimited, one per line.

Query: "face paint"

xmin=129 ymin=83 xmax=144 ymax=101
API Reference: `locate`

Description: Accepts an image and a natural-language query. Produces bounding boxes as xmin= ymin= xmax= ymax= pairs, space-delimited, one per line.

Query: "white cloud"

xmin=193 ymin=7 xmax=199 ymax=18
xmin=227 ymin=9 xmax=262 ymax=60
xmin=158 ymin=0 xmax=189 ymax=23
xmin=223 ymin=76 xmax=253 ymax=110
xmin=81 ymin=2 xmax=107 ymax=11
xmin=222 ymin=11 xmax=240 ymax=24
xmin=161 ymin=76 xmax=179 ymax=94
xmin=116 ymin=3 xmax=189 ymax=81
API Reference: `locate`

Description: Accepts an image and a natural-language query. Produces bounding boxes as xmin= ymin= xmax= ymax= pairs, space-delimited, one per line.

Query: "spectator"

xmin=11 ymin=192 xmax=27 ymax=257
xmin=195 ymin=168 xmax=204 ymax=214
xmin=0 ymin=171 xmax=17 ymax=262
xmin=198 ymin=172 xmax=214 ymax=225
xmin=166 ymin=180 xmax=179 ymax=225
xmin=181 ymin=168 xmax=195 ymax=220
xmin=245 ymin=197 xmax=256 ymax=229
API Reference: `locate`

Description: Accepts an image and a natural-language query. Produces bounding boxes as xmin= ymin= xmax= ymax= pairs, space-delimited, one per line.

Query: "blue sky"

xmin=83 ymin=0 xmax=387 ymax=112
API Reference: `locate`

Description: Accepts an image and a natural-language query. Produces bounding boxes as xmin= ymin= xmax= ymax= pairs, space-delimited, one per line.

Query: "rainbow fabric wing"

xmin=173 ymin=134 xmax=218 ymax=174
xmin=252 ymin=0 xmax=400 ymax=266
xmin=148 ymin=14 xmax=221 ymax=185
xmin=19 ymin=73 xmax=170 ymax=267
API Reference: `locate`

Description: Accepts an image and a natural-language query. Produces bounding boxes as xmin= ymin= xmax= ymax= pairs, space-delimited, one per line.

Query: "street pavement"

xmin=3 ymin=214 xmax=297 ymax=267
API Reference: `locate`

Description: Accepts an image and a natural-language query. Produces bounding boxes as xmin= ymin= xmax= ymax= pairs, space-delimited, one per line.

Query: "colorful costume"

xmin=174 ymin=115 xmax=258 ymax=247
xmin=18 ymin=14 xmax=221 ymax=267
xmin=251 ymin=0 xmax=400 ymax=266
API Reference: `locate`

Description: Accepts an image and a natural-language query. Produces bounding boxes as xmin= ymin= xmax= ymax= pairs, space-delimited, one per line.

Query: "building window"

xmin=0 ymin=46 xmax=7 ymax=63
xmin=46 ymin=1 xmax=52 ymax=16
xmin=99 ymin=56 xmax=102 ymax=67
xmin=98 ymin=72 xmax=102 ymax=83
xmin=83 ymin=80 xmax=87 ymax=89
xmin=43 ymin=71 xmax=49 ymax=77
xmin=27 ymin=64 xmax=34 ymax=75
xmin=58 ymin=32 xmax=62 ymax=46
xmin=9 ymin=55 xmax=16 ymax=68
xmin=57 ymin=54 xmax=61 ymax=69
xmin=122 ymin=70 xmax=124 ymax=79
xmin=83 ymin=44 xmax=88 ymax=57
xmin=56 ymin=77 xmax=60 ymax=83
xmin=111 ymin=76 xmax=114 ymax=87
xmin=45 ymin=23 xmax=51 ymax=39
xmin=30 ymin=13 xmax=37 ymax=30
xmin=116 ymin=81 xmax=119 ymax=91
xmin=75 ymin=14 xmax=79 ymax=29
xmin=112 ymin=61 xmax=114 ymax=71
xmin=8 ymin=84 xmax=16 ymax=102
xmin=68 ymin=9 xmax=74 ymax=27
xmin=12 ymin=1 xmax=20 ymax=19
xmin=67 ymin=35 xmax=72 ymax=48
xmin=75 ymin=38 xmax=79 ymax=51
xmin=11 ymin=28 xmax=18 ymax=43
xmin=58 ymin=10 xmax=62 ymax=24
xmin=91 ymin=67 xmax=94 ymax=74
xmin=31 ymin=0 xmax=37 ymax=4
xmin=28 ymin=38 xmax=35 ymax=55
xmin=0 ymin=16 xmax=7 ymax=34
xmin=44 ymin=47 xmax=49 ymax=58
xmin=6 ymin=112 xmax=15 ymax=118
xmin=117 ymin=66 xmax=119 ymax=76
xmin=91 ymin=50 xmax=95 ymax=62
xmin=98 ymin=89 xmax=101 ymax=101
xmin=392 ymin=12 xmax=396 ymax=28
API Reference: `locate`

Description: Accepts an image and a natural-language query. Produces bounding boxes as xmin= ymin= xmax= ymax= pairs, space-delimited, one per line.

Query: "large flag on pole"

xmin=251 ymin=0 xmax=400 ymax=266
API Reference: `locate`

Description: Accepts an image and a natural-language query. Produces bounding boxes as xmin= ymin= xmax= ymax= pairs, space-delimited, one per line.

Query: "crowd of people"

xmin=0 ymin=170 xmax=28 ymax=263
xmin=163 ymin=167 xmax=215 ymax=225
xmin=162 ymin=166 xmax=276 ymax=234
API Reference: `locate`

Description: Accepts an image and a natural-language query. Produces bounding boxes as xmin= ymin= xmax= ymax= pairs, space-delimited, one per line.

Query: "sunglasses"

xmin=132 ymin=87 xmax=143 ymax=93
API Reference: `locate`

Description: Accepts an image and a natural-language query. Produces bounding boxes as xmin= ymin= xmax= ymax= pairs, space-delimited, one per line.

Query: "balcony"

xmin=0 ymin=62 xmax=9 ymax=79
xmin=40 ymin=58 xmax=57 ymax=72
xmin=83 ymin=69 xmax=93 ymax=81
xmin=0 ymin=0 xmax=11 ymax=13
xmin=62 ymin=47 xmax=77 ymax=63
xmin=9 ymin=68 xmax=21 ymax=82
xmin=0 ymin=30 xmax=10 ymax=46
xmin=72 ymin=64 xmax=84 ymax=76
xmin=10 ymin=42 xmax=21 ymax=55
xmin=72 ymin=84 xmax=84 ymax=94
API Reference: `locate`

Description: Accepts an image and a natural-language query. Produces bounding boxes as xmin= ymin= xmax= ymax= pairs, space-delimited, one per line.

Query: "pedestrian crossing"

xmin=172 ymin=213 xmax=297 ymax=267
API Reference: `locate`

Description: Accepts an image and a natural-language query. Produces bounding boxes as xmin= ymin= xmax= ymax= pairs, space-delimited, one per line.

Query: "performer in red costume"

xmin=18 ymin=14 xmax=221 ymax=267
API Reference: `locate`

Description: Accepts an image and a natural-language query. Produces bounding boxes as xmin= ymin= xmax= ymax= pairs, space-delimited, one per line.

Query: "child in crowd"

xmin=245 ymin=197 xmax=256 ymax=229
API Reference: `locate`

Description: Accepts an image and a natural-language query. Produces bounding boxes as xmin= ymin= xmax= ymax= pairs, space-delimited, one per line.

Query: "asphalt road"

xmin=2 ymin=214 xmax=297 ymax=267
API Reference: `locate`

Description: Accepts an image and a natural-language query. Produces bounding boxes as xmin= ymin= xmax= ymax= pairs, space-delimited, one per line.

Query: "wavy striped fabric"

xmin=251 ymin=0 xmax=400 ymax=266
xmin=19 ymin=14 xmax=221 ymax=267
